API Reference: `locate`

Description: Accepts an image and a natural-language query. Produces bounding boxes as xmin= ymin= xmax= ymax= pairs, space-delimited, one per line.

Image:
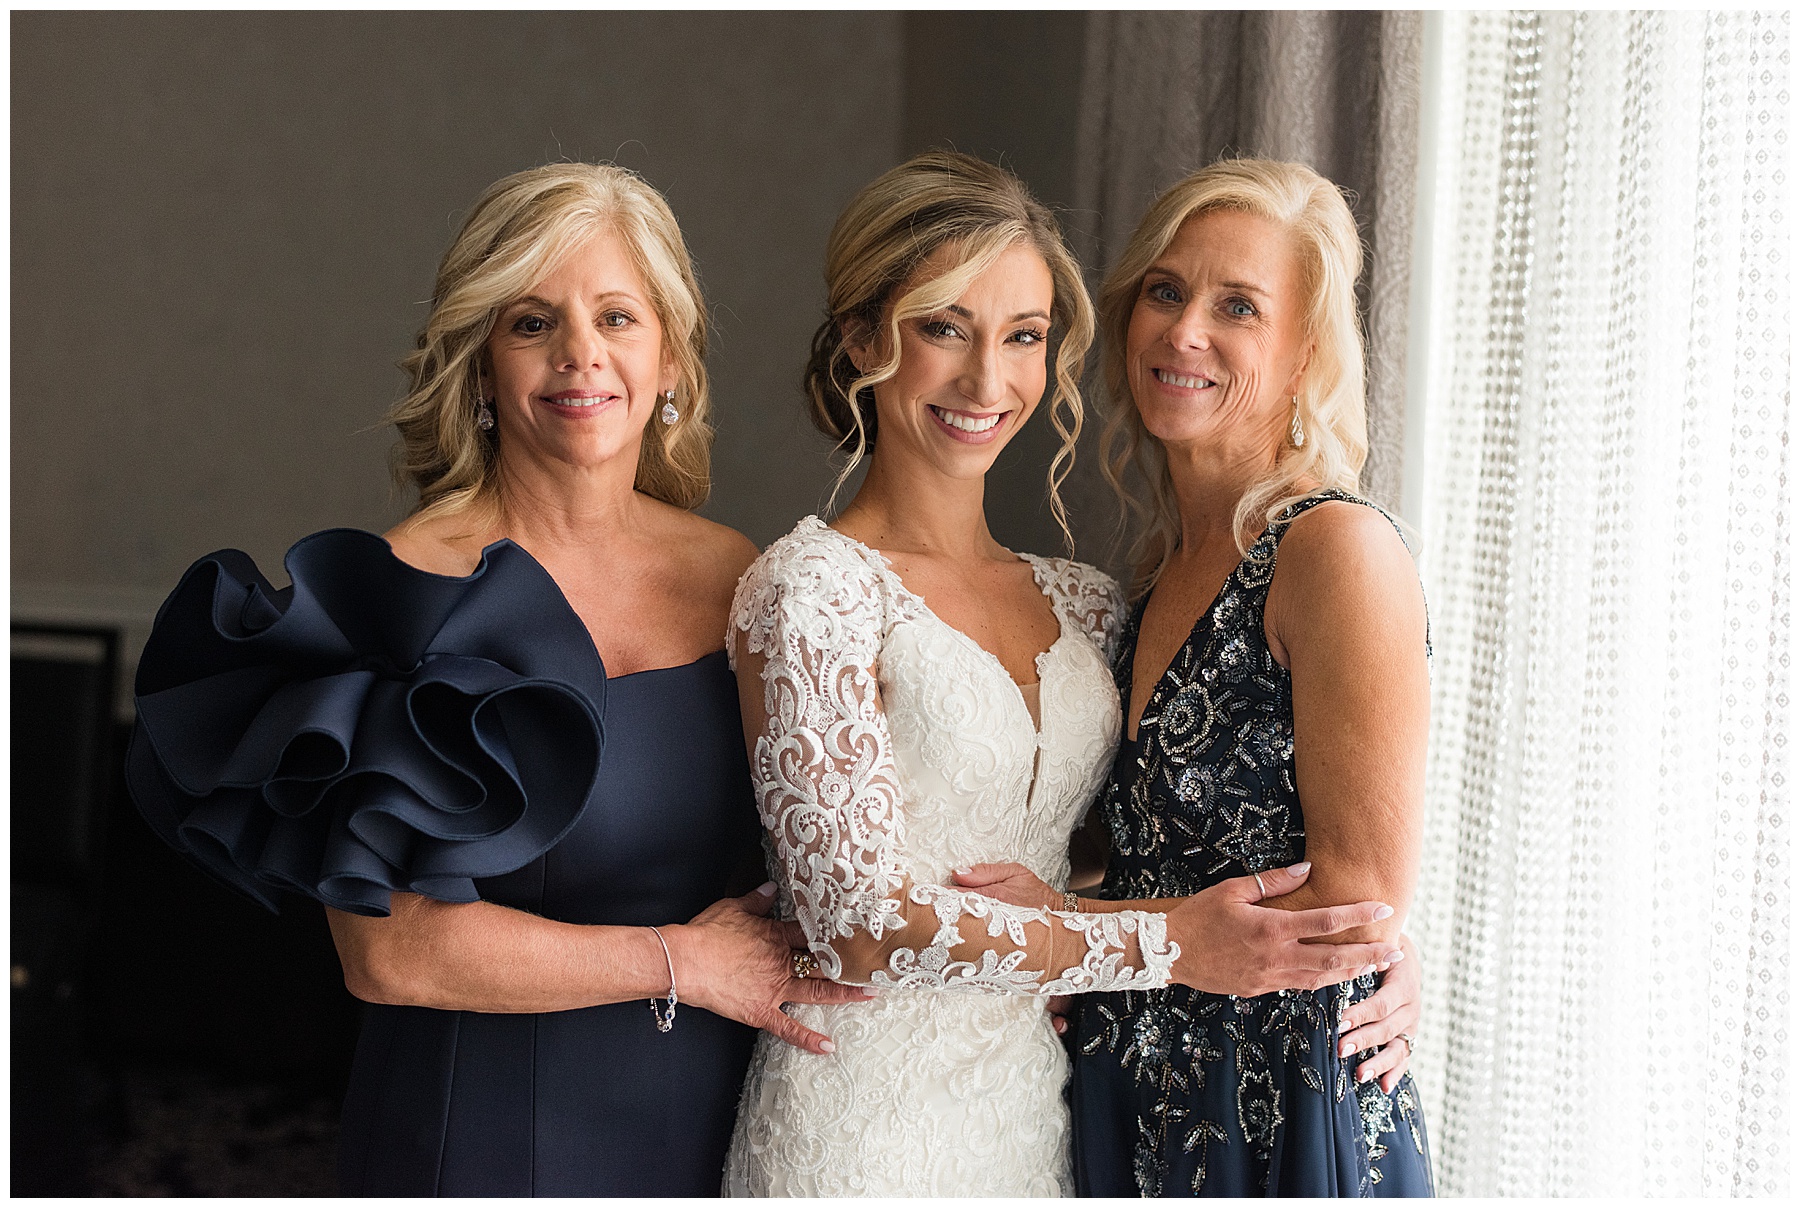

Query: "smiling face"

xmin=855 ymin=240 xmax=1055 ymax=484
xmin=1125 ymin=208 xmax=1312 ymax=466
xmin=483 ymin=228 xmax=676 ymax=475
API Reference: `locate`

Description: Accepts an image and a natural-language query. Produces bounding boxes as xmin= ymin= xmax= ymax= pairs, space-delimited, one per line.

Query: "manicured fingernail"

xmin=1338 ymin=1018 xmax=1353 ymax=1034
xmin=1340 ymin=1039 xmax=1355 ymax=1057
xmin=1374 ymin=904 xmax=1394 ymax=920
xmin=1055 ymin=1020 xmax=1068 ymax=1034
xmin=1287 ymin=861 xmax=1311 ymax=875
xmin=860 ymin=987 xmax=879 ymax=997
xmin=1384 ymin=949 xmax=1404 ymax=964
xmin=954 ymin=866 xmax=972 ymax=875
xmin=818 ymin=1040 xmax=835 ymax=1053
xmin=1358 ymin=1066 xmax=1373 ymax=1083
xmin=757 ymin=881 xmax=776 ymax=895
xmin=1360 ymin=964 xmax=1377 ymax=977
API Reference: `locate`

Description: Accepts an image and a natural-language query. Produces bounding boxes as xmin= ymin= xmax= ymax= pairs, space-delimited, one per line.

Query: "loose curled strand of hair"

xmin=801 ymin=151 xmax=1096 ymax=551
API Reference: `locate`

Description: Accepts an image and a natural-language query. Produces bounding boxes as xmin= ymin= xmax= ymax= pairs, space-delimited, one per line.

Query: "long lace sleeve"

xmin=729 ymin=529 xmax=1176 ymax=995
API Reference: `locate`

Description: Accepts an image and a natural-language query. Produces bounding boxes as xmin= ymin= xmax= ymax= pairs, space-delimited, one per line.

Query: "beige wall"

xmin=12 ymin=11 xmax=903 ymax=588
xmin=11 ymin=11 xmax=1091 ymax=698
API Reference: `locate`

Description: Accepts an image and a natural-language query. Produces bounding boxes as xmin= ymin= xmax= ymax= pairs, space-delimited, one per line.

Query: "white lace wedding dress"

xmin=721 ymin=517 xmax=1178 ymax=1197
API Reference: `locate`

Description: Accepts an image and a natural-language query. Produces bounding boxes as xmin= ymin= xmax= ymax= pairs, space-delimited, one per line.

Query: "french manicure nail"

xmin=954 ymin=866 xmax=972 ymax=875
xmin=1339 ymin=1039 xmax=1354 ymax=1057
xmin=861 ymin=987 xmax=880 ymax=997
xmin=1359 ymin=964 xmax=1377 ymax=977
xmin=757 ymin=881 xmax=776 ymax=895
xmin=1337 ymin=1017 xmax=1353 ymax=1034
xmin=818 ymin=1040 xmax=836 ymax=1054
xmin=1358 ymin=1066 xmax=1373 ymax=1083
xmin=1385 ymin=949 xmax=1405 ymax=964
xmin=1287 ymin=861 xmax=1311 ymax=875
xmin=1374 ymin=904 xmax=1395 ymax=921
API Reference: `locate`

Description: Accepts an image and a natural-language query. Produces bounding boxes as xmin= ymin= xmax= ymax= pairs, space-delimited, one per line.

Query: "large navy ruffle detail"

xmin=127 ymin=528 xmax=606 ymax=917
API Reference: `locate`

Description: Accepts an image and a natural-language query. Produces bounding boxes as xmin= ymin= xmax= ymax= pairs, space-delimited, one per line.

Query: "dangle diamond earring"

xmin=476 ymin=391 xmax=495 ymax=432
xmin=1289 ymin=396 xmax=1305 ymax=448
xmin=660 ymin=389 xmax=679 ymax=426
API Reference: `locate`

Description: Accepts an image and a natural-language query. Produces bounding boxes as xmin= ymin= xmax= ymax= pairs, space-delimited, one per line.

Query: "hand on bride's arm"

xmin=953 ymin=860 xmax=1402 ymax=996
xmin=328 ymin=882 xmax=873 ymax=1056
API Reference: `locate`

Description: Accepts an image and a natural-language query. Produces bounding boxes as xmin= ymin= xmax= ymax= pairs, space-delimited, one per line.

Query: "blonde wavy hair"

xmin=388 ymin=162 xmax=713 ymax=521
xmin=803 ymin=150 xmax=1095 ymax=548
xmin=1098 ymin=158 xmax=1367 ymax=591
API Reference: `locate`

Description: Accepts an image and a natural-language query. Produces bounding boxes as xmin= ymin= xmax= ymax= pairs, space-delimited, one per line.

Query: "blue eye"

xmin=1148 ymin=281 xmax=1182 ymax=304
xmin=1226 ymin=298 xmax=1257 ymax=318
xmin=1011 ymin=328 xmax=1048 ymax=346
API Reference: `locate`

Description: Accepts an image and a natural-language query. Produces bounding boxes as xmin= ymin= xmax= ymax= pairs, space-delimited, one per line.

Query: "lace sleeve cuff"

xmin=1045 ymin=910 xmax=1178 ymax=993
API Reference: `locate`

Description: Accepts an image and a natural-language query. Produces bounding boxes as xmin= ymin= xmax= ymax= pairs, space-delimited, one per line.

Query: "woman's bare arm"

xmin=1261 ymin=502 xmax=1430 ymax=946
xmin=327 ymin=885 xmax=874 ymax=1052
xmin=327 ymin=895 xmax=673 ymax=1013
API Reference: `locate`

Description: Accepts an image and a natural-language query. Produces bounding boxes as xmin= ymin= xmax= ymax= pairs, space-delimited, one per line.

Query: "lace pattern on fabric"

xmin=729 ymin=516 xmax=1175 ymax=994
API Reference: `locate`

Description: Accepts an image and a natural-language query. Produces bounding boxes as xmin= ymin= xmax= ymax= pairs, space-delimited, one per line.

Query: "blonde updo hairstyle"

xmin=1099 ymin=158 xmax=1367 ymax=591
xmin=388 ymin=162 xmax=713 ymax=521
xmin=803 ymin=150 xmax=1095 ymax=546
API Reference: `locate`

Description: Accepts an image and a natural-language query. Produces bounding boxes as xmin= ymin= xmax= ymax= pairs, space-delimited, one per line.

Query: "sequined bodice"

xmin=1103 ymin=507 xmax=1307 ymax=901
xmin=1084 ymin=491 xmax=1432 ymax=1196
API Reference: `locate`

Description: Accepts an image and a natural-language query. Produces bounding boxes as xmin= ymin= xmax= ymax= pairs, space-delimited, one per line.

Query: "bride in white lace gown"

xmin=721 ymin=152 xmax=1403 ymax=1197
xmin=725 ymin=518 xmax=1166 ymax=1195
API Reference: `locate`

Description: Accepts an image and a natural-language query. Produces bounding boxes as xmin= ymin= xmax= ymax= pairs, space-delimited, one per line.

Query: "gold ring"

xmin=791 ymin=950 xmax=819 ymax=980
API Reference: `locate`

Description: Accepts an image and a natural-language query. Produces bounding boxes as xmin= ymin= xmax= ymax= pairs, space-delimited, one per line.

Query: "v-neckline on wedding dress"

xmin=814 ymin=516 xmax=1066 ymax=739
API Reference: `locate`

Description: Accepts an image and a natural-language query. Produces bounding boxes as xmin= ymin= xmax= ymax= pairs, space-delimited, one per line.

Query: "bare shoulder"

xmin=1276 ymin=500 xmax=1416 ymax=590
xmin=1269 ymin=500 xmax=1423 ymax=641
xmin=638 ymin=497 xmax=760 ymax=593
xmin=382 ymin=512 xmax=499 ymax=577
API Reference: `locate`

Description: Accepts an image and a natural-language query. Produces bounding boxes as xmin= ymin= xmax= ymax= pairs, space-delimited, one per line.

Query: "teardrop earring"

xmin=476 ymin=391 xmax=495 ymax=432
xmin=1288 ymin=396 xmax=1305 ymax=448
xmin=660 ymin=389 xmax=679 ymax=425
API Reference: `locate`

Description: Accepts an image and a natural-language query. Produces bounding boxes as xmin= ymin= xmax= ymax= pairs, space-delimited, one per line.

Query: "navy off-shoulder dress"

xmin=127 ymin=529 xmax=762 ymax=1195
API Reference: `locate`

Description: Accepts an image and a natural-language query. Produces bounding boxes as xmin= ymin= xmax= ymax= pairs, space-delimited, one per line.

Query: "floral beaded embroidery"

xmin=1088 ymin=491 xmax=1431 ymax=1196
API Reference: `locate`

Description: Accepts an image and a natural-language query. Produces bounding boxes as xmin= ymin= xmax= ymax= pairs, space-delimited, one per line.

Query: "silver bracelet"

xmin=647 ymin=926 xmax=678 ymax=1033
xmin=1060 ymin=890 xmax=1081 ymax=913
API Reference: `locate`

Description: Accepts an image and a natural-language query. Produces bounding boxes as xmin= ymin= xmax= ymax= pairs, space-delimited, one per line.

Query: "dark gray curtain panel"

xmin=1069 ymin=10 xmax=1423 ymax=563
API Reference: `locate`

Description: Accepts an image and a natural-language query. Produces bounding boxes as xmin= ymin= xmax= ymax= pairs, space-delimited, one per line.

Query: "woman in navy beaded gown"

xmin=1072 ymin=160 xmax=1434 ymax=1196
xmin=126 ymin=164 xmax=869 ymax=1195
xmin=952 ymin=159 xmax=1434 ymax=1196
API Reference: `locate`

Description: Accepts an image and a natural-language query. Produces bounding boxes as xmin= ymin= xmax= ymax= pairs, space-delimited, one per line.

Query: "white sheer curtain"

xmin=1409 ymin=10 xmax=1790 ymax=1196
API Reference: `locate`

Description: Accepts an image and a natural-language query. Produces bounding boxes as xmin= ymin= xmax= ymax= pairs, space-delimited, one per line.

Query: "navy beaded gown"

xmin=1071 ymin=493 xmax=1434 ymax=1198
xmin=126 ymin=529 xmax=762 ymax=1196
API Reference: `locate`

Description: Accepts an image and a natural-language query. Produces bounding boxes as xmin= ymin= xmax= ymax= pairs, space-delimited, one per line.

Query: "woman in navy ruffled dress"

xmin=126 ymin=163 xmax=869 ymax=1195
